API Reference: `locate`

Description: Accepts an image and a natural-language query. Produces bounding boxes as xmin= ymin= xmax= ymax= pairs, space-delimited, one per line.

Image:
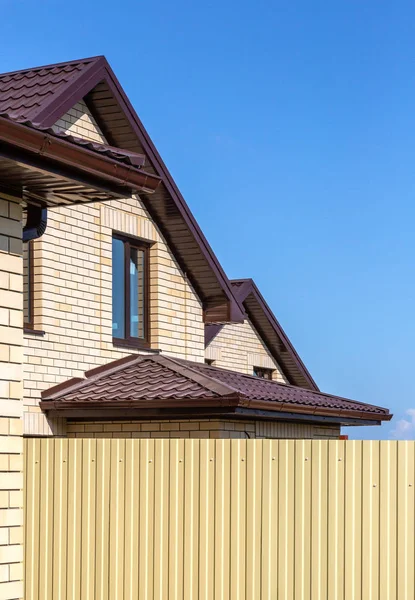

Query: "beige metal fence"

xmin=24 ymin=438 xmax=415 ymax=599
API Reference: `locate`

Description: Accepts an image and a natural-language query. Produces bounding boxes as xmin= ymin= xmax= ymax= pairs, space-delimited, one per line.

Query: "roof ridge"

xmin=151 ymin=355 xmax=237 ymax=397
xmin=0 ymin=56 xmax=103 ymax=79
xmin=29 ymin=57 xmax=107 ymax=124
xmin=41 ymin=354 xmax=147 ymax=400
xmin=183 ymin=359 xmax=295 ymax=388
xmin=178 ymin=359 xmax=389 ymax=410
xmin=42 ymin=353 xmax=237 ymax=402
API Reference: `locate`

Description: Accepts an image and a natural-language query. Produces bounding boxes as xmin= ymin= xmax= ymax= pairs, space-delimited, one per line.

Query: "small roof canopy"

xmin=40 ymin=354 xmax=391 ymax=427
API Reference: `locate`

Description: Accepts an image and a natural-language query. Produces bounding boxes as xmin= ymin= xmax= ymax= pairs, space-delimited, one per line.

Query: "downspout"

xmin=23 ymin=204 xmax=48 ymax=242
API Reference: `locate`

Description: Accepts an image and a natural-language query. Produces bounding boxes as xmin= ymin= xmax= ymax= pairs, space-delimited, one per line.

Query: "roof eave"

xmin=39 ymin=394 xmax=241 ymax=412
xmin=40 ymin=392 xmax=391 ymax=424
xmin=40 ymin=397 xmax=391 ymax=425
xmin=0 ymin=116 xmax=161 ymax=200
xmin=243 ymin=398 xmax=392 ymax=422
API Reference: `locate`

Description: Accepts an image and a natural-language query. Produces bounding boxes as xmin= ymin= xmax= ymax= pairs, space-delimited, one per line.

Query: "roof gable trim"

xmin=28 ymin=57 xmax=107 ymax=126
xmin=13 ymin=56 xmax=244 ymax=323
xmin=206 ymin=278 xmax=319 ymax=391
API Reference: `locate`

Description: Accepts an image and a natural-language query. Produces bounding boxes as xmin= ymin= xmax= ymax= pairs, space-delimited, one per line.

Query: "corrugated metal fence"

xmin=24 ymin=439 xmax=415 ymax=599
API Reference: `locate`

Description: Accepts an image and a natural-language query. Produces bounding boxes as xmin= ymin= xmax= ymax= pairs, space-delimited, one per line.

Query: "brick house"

xmin=2 ymin=56 xmax=391 ymax=443
xmin=0 ymin=56 xmax=393 ymax=595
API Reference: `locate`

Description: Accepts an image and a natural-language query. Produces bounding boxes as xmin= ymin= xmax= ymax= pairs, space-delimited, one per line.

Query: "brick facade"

xmin=67 ymin=420 xmax=340 ymax=439
xmin=0 ymin=195 xmax=24 ymax=599
xmin=24 ymin=105 xmax=205 ymax=436
xmin=206 ymin=319 xmax=288 ymax=382
xmin=53 ymin=100 xmax=106 ymax=143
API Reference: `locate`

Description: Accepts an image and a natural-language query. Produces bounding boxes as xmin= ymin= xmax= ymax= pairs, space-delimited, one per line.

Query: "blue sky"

xmin=2 ymin=1 xmax=415 ymax=439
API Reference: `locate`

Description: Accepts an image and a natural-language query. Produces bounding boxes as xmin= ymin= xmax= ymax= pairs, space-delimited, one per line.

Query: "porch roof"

xmin=40 ymin=354 xmax=391 ymax=426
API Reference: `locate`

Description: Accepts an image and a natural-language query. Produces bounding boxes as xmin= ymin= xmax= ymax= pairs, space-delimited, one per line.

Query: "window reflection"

xmin=112 ymin=237 xmax=125 ymax=338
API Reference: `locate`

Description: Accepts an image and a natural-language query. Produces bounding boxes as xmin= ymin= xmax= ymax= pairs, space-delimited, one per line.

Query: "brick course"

xmin=0 ymin=195 xmax=23 ymax=599
xmin=67 ymin=419 xmax=340 ymax=440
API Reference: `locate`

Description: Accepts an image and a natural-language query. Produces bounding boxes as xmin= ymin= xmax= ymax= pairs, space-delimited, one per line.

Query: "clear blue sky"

xmin=2 ymin=1 xmax=414 ymax=439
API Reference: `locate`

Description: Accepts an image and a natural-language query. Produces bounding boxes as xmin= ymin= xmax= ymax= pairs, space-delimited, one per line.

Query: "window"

xmin=205 ymin=359 xmax=215 ymax=366
xmin=23 ymin=241 xmax=34 ymax=329
xmin=112 ymin=234 xmax=149 ymax=348
xmin=253 ymin=366 xmax=273 ymax=380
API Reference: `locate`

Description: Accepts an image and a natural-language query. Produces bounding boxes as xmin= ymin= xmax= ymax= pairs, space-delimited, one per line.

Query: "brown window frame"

xmin=24 ymin=241 xmax=34 ymax=331
xmin=112 ymin=232 xmax=151 ymax=351
xmin=253 ymin=366 xmax=274 ymax=380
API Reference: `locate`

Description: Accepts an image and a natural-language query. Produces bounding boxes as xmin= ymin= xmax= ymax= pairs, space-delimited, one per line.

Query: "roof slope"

xmin=0 ymin=58 xmax=99 ymax=119
xmin=40 ymin=354 xmax=391 ymax=425
xmin=206 ymin=278 xmax=318 ymax=391
xmin=0 ymin=56 xmax=244 ymax=323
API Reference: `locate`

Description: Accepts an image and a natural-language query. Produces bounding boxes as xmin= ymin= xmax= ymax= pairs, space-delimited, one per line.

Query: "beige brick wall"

xmin=54 ymin=100 xmax=105 ymax=143
xmin=254 ymin=421 xmax=340 ymax=439
xmin=67 ymin=419 xmax=340 ymax=440
xmin=0 ymin=195 xmax=24 ymax=600
xmin=24 ymin=102 xmax=205 ymax=435
xmin=206 ymin=320 xmax=288 ymax=382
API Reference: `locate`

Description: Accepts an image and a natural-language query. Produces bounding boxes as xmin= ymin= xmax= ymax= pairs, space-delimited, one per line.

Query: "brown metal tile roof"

xmin=40 ymin=354 xmax=391 ymax=423
xmin=0 ymin=58 xmax=100 ymax=120
xmin=176 ymin=359 xmax=387 ymax=414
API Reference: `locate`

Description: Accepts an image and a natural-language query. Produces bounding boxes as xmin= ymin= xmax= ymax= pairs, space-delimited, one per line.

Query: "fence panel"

xmin=24 ymin=439 xmax=415 ymax=599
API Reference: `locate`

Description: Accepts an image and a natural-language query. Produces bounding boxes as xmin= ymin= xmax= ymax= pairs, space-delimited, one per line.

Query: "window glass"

xmin=112 ymin=234 xmax=149 ymax=346
xmin=112 ymin=237 xmax=125 ymax=338
xmin=130 ymin=247 xmax=145 ymax=339
xmin=253 ymin=366 xmax=273 ymax=380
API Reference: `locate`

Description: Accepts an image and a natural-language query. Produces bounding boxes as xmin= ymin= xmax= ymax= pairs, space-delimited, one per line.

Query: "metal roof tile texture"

xmin=0 ymin=60 xmax=95 ymax=119
xmin=177 ymin=359 xmax=388 ymax=415
xmin=43 ymin=354 xmax=389 ymax=418
xmin=60 ymin=358 xmax=220 ymax=403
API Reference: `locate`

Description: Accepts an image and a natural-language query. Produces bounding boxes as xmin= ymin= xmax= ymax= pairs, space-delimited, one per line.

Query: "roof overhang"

xmin=43 ymin=406 xmax=384 ymax=427
xmin=39 ymin=353 xmax=392 ymax=426
xmin=0 ymin=114 xmax=161 ymax=206
xmin=207 ymin=279 xmax=319 ymax=390
xmin=41 ymin=399 xmax=390 ymax=426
